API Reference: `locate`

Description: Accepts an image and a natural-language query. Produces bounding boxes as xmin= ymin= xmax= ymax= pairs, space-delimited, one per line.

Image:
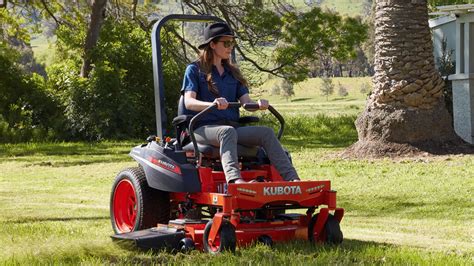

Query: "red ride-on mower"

xmin=110 ymin=14 xmax=344 ymax=253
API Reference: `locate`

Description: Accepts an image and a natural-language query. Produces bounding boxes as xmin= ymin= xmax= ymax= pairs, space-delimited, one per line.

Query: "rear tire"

xmin=110 ymin=167 xmax=170 ymax=234
xmin=308 ymin=213 xmax=343 ymax=244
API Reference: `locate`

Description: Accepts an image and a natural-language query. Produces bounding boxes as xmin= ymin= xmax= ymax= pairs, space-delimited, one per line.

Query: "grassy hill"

xmin=254 ymin=77 xmax=372 ymax=116
xmin=290 ymin=0 xmax=370 ymax=17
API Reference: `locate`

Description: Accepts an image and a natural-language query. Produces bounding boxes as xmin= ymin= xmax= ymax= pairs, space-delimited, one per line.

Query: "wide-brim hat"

xmin=198 ymin=22 xmax=237 ymax=50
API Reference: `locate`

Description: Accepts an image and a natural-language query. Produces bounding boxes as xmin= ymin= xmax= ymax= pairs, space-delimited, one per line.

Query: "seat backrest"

xmin=174 ymin=95 xmax=195 ymax=149
xmin=178 ymin=95 xmax=186 ymax=116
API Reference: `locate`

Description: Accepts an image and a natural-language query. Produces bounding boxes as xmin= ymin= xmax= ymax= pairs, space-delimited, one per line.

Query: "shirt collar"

xmin=212 ymin=64 xmax=231 ymax=76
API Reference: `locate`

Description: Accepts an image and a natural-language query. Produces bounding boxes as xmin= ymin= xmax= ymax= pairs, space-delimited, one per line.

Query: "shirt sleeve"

xmin=236 ymin=82 xmax=250 ymax=98
xmin=181 ymin=64 xmax=200 ymax=94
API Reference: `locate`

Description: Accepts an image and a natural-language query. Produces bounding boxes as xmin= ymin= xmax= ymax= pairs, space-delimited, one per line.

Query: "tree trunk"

xmin=347 ymin=0 xmax=459 ymax=157
xmin=80 ymin=0 xmax=107 ymax=78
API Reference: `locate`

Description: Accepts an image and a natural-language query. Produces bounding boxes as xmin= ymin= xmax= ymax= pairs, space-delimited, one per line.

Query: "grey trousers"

xmin=194 ymin=125 xmax=299 ymax=183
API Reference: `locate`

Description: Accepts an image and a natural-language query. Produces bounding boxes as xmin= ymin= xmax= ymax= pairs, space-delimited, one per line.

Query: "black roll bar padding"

xmin=242 ymin=103 xmax=259 ymax=111
xmin=188 ymin=102 xmax=285 ymax=163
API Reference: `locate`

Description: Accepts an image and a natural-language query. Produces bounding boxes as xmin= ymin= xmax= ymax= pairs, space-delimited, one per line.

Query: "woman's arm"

xmin=184 ymin=91 xmax=229 ymax=111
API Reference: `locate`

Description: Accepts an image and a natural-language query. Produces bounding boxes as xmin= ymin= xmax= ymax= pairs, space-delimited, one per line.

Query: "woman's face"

xmin=210 ymin=36 xmax=235 ymax=61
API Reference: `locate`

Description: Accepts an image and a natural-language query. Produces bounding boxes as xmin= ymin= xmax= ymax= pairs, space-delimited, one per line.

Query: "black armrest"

xmin=172 ymin=115 xmax=193 ymax=127
xmin=239 ymin=116 xmax=260 ymax=124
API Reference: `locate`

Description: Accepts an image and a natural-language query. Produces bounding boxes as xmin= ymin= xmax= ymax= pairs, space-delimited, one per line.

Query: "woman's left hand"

xmin=258 ymin=99 xmax=269 ymax=110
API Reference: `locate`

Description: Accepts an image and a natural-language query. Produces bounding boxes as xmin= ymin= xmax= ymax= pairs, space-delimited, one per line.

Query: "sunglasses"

xmin=217 ymin=40 xmax=237 ymax=48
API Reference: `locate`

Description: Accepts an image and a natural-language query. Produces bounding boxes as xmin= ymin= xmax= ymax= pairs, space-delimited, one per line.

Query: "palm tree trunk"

xmin=349 ymin=0 xmax=458 ymax=156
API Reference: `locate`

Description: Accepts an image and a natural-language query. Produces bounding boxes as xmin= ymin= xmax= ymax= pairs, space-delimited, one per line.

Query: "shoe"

xmin=230 ymin=178 xmax=247 ymax=184
xmin=290 ymin=178 xmax=301 ymax=182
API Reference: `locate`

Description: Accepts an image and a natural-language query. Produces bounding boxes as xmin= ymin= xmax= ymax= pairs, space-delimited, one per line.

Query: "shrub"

xmin=47 ymin=19 xmax=185 ymax=140
xmin=337 ymin=82 xmax=348 ymax=97
xmin=0 ymin=42 xmax=63 ymax=143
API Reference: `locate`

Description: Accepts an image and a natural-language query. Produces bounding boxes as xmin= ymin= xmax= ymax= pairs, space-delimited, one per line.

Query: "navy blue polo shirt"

xmin=181 ymin=62 xmax=249 ymax=127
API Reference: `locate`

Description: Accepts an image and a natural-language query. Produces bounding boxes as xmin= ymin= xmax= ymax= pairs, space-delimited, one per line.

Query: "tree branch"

xmin=40 ymin=0 xmax=62 ymax=27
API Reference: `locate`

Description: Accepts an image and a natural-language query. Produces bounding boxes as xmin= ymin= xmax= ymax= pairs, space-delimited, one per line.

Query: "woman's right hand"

xmin=213 ymin=97 xmax=228 ymax=110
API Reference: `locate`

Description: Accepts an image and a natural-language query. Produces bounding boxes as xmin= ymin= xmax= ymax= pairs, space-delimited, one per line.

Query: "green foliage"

xmin=320 ymin=77 xmax=335 ymax=100
xmin=0 ymin=41 xmax=63 ymax=142
xmin=428 ymin=0 xmax=474 ymax=11
xmin=270 ymin=83 xmax=280 ymax=96
xmin=437 ymin=37 xmax=455 ymax=77
xmin=275 ymin=7 xmax=367 ymax=82
xmin=241 ymin=3 xmax=283 ymax=43
xmin=437 ymin=37 xmax=455 ymax=116
xmin=280 ymin=79 xmax=295 ymax=101
xmin=47 ymin=19 xmax=185 ymax=140
xmin=0 ymin=8 xmax=30 ymax=42
xmin=1 ymin=1 xmax=371 ymax=141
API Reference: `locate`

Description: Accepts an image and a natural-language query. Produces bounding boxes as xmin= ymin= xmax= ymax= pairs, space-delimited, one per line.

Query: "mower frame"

xmin=111 ymin=14 xmax=344 ymax=253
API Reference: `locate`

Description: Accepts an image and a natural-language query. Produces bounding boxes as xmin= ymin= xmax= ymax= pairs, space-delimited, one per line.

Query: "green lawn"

xmin=1 ymin=122 xmax=472 ymax=264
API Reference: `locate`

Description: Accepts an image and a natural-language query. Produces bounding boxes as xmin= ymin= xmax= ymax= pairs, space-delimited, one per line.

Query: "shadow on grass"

xmin=278 ymin=114 xmax=358 ymax=149
xmin=5 ymin=237 xmax=469 ymax=264
xmin=290 ymin=97 xmax=312 ymax=102
xmin=270 ymin=238 xmax=394 ymax=255
xmin=21 ymin=156 xmax=133 ymax=167
xmin=332 ymin=97 xmax=358 ymax=102
xmin=0 ymin=141 xmax=137 ymax=157
xmin=5 ymin=216 xmax=109 ymax=224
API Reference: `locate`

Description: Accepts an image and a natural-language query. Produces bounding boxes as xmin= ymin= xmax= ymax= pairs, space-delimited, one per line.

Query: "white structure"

xmin=430 ymin=4 xmax=474 ymax=144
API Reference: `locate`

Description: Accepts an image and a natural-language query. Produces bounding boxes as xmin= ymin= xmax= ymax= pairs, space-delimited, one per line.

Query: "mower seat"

xmin=182 ymin=142 xmax=260 ymax=159
xmin=175 ymin=95 xmax=262 ymax=159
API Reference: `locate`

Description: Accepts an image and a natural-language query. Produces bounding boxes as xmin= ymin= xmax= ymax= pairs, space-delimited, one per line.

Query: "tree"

xmin=183 ymin=2 xmax=367 ymax=83
xmin=348 ymin=0 xmax=460 ymax=157
xmin=280 ymin=79 xmax=295 ymax=101
xmin=270 ymin=83 xmax=280 ymax=96
xmin=0 ymin=1 xmax=369 ymax=140
xmin=80 ymin=0 xmax=107 ymax=78
xmin=337 ymin=82 xmax=348 ymax=97
xmin=320 ymin=77 xmax=334 ymax=101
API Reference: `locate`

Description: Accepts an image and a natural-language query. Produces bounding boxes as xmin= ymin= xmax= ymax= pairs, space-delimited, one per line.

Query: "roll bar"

xmin=151 ymin=14 xmax=236 ymax=139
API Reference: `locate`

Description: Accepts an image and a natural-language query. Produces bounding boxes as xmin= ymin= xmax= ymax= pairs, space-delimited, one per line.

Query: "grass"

xmin=253 ymin=77 xmax=371 ymax=116
xmin=30 ymin=34 xmax=56 ymax=67
xmin=287 ymin=0 xmax=368 ymax=17
xmin=1 ymin=116 xmax=473 ymax=264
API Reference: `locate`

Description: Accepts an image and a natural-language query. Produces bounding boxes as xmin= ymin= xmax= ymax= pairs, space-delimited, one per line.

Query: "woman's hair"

xmin=198 ymin=38 xmax=248 ymax=97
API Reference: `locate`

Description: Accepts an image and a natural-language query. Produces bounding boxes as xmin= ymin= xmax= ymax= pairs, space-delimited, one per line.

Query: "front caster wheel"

xmin=308 ymin=213 xmax=343 ymax=244
xmin=202 ymin=219 xmax=236 ymax=254
xmin=178 ymin=237 xmax=195 ymax=253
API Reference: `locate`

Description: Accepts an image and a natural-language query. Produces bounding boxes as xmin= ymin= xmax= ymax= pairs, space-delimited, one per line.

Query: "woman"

xmin=181 ymin=22 xmax=300 ymax=184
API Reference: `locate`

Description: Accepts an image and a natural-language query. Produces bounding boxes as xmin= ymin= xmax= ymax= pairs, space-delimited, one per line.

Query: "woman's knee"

xmin=217 ymin=126 xmax=237 ymax=142
xmin=258 ymin=126 xmax=276 ymax=139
